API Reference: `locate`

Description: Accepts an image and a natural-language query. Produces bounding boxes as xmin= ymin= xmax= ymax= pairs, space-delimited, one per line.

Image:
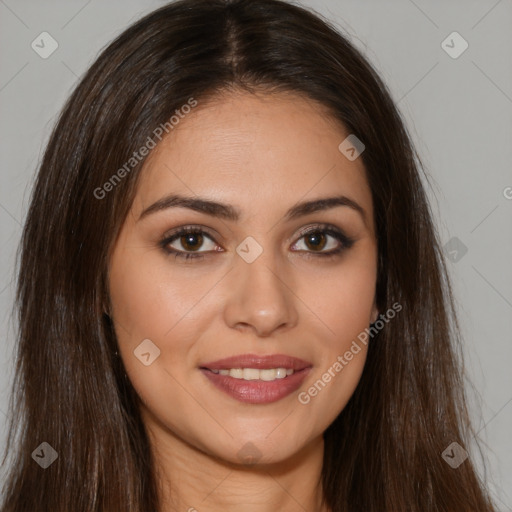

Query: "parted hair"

xmin=1 ymin=1 xmax=495 ymax=510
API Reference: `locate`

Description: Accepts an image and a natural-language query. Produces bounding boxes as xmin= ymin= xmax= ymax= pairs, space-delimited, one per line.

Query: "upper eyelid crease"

xmin=138 ymin=193 xmax=368 ymax=228
xmin=163 ymin=222 xmax=348 ymax=242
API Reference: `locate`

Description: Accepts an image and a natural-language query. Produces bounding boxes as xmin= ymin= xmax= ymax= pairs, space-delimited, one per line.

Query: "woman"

xmin=0 ymin=0 xmax=497 ymax=510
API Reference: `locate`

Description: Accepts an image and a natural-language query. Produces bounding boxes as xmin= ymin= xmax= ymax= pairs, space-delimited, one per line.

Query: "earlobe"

xmin=102 ymin=294 xmax=112 ymax=318
xmin=102 ymin=298 xmax=110 ymax=317
xmin=370 ymin=301 xmax=379 ymax=325
xmin=102 ymin=272 xmax=112 ymax=317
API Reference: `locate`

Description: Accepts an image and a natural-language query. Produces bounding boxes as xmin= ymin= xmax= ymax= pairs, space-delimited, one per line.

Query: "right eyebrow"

xmin=139 ymin=194 xmax=240 ymax=221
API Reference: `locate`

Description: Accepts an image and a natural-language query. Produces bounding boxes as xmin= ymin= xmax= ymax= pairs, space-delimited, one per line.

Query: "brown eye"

xmin=303 ymin=231 xmax=327 ymax=251
xmin=179 ymin=232 xmax=204 ymax=252
xmin=161 ymin=226 xmax=219 ymax=260
xmin=292 ymin=225 xmax=354 ymax=256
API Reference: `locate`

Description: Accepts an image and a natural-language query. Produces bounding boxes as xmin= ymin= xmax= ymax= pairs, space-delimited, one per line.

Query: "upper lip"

xmin=200 ymin=354 xmax=312 ymax=371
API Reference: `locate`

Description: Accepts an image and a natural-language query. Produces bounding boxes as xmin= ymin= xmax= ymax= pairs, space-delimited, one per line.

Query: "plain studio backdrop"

xmin=0 ymin=0 xmax=511 ymax=508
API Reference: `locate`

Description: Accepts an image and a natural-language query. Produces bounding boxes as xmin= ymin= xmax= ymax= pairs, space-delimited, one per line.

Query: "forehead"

xmin=132 ymin=90 xmax=373 ymax=229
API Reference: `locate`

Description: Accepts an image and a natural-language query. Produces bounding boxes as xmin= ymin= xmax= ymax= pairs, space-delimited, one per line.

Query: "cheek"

xmin=108 ymin=245 xmax=224 ymax=394
xmin=107 ymin=251 xmax=206 ymax=417
xmin=302 ymin=251 xmax=377 ymax=342
xmin=295 ymin=250 xmax=375 ymax=414
xmin=109 ymin=244 xmax=209 ymax=338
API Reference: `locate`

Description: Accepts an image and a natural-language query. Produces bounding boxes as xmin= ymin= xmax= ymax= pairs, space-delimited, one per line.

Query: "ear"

xmin=102 ymin=289 xmax=112 ymax=318
xmin=102 ymin=269 xmax=112 ymax=317
xmin=370 ymin=298 xmax=379 ymax=325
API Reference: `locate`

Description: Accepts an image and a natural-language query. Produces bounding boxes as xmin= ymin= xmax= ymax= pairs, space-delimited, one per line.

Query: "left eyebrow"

xmin=285 ymin=196 xmax=367 ymax=225
xmin=138 ymin=193 xmax=368 ymax=226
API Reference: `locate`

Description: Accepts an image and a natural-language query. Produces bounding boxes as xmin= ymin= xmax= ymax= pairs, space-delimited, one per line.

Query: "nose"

xmin=223 ymin=249 xmax=299 ymax=338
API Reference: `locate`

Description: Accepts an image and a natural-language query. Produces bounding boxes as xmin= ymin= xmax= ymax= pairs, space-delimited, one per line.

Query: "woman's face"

xmin=108 ymin=90 xmax=378 ymax=466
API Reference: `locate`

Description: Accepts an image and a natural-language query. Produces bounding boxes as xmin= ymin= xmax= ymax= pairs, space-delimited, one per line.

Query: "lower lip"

xmin=200 ymin=368 xmax=312 ymax=404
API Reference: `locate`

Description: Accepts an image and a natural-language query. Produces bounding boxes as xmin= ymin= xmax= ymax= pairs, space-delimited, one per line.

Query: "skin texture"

xmin=108 ymin=90 xmax=379 ymax=512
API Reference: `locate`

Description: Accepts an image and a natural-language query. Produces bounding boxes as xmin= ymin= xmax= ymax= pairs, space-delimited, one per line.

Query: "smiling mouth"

xmin=199 ymin=353 xmax=312 ymax=404
xmin=200 ymin=366 xmax=311 ymax=404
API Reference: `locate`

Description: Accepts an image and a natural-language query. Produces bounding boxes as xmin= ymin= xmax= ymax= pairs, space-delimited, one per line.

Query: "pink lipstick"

xmin=200 ymin=353 xmax=312 ymax=404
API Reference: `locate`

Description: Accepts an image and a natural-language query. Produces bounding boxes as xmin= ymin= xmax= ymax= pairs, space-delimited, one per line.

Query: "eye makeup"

xmin=158 ymin=222 xmax=356 ymax=261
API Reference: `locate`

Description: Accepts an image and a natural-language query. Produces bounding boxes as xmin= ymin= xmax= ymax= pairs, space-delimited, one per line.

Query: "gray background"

xmin=1 ymin=0 xmax=511 ymax=508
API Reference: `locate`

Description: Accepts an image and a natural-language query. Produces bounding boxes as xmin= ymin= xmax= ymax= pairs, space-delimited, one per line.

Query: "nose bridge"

xmin=223 ymin=236 xmax=298 ymax=336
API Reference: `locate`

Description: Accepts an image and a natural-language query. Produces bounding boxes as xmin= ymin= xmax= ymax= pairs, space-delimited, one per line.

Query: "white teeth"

xmin=209 ymin=367 xmax=295 ymax=381
xmin=243 ymin=368 xmax=260 ymax=380
xmin=259 ymin=369 xmax=277 ymax=381
xmin=229 ymin=368 xmax=244 ymax=379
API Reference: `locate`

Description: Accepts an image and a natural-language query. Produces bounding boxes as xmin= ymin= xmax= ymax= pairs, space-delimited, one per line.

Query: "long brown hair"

xmin=0 ymin=0 xmax=496 ymax=510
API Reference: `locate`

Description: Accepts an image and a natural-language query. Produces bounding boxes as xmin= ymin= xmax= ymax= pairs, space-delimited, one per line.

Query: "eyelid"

xmin=291 ymin=223 xmax=355 ymax=251
xmin=161 ymin=224 xmax=220 ymax=243
xmin=295 ymin=223 xmax=339 ymax=238
xmin=160 ymin=222 xmax=354 ymax=259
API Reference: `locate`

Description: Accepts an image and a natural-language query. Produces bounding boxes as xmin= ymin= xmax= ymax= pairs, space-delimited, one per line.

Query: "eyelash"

xmin=159 ymin=223 xmax=355 ymax=261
